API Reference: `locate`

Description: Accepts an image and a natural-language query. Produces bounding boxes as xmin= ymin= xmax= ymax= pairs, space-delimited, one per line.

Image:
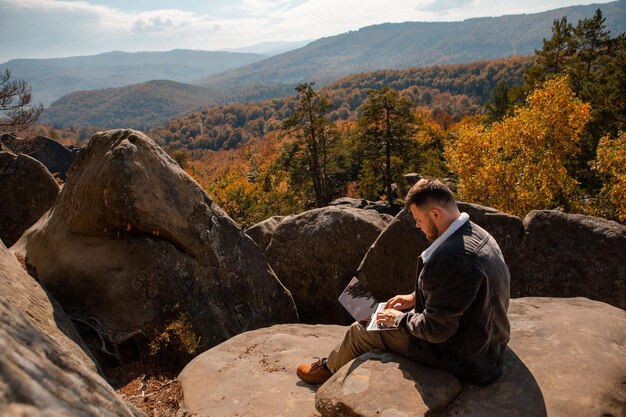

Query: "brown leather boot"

xmin=296 ymin=357 xmax=333 ymax=385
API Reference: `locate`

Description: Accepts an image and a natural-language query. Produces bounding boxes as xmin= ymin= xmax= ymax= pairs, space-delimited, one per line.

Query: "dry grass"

xmin=106 ymin=358 xmax=185 ymax=417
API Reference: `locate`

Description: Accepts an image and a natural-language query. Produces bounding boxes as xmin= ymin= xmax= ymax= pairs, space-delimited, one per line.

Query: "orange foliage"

xmin=593 ymin=132 xmax=626 ymax=221
xmin=446 ymin=76 xmax=591 ymax=216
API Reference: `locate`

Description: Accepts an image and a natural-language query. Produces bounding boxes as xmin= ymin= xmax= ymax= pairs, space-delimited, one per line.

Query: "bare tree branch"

xmin=0 ymin=69 xmax=43 ymax=133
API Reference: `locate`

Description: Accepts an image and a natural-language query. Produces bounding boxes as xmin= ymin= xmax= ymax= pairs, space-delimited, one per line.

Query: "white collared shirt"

xmin=420 ymin=212 xmax=470 ymax=264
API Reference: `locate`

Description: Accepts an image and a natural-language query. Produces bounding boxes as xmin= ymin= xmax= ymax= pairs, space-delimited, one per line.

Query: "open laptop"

xmin=338 ymin=277 xmax=397 ymax=331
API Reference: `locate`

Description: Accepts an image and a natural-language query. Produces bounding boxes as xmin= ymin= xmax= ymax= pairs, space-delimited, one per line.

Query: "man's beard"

xmin=424 ymin=218 xmax=440 ymax=242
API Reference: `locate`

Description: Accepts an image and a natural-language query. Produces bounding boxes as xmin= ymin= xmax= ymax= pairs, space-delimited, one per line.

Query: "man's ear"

xmin=430 ymin=206 xmax=442 ymax=219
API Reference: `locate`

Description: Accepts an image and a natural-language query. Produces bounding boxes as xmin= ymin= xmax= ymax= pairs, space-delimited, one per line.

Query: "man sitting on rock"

xmin=297 ymin=178 xmax=511 ymax=385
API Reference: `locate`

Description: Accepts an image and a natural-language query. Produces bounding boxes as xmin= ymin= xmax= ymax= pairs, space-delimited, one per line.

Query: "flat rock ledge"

xmin=179 ymin=324 xmax=347 ymax=417
xmin=179 ymin=297 xmax=626 ymax=417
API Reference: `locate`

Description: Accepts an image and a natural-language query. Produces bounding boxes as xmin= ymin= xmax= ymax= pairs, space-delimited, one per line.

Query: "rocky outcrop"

xmin=518 ymin=210 xmax=626 ymax=306
xmin=357 ymin=204 xmax=626 ymax=309
xmin=328 ymin=197 xmax=400 ymax=218
xmin=0 ymin=240 xmax=143 ymax=416
xmin=265 ymin=207 xmax=389 ymax=324
xmin=179 ymin=297 xmax=626 ymax=417
xmin=245 ymin=215 xmax=284 ymax=251
xmin=12 ymin=129 xmax=297 ymax=361
xmin=0 ymin=152 xmax=60 ymax=247
xmin=328 ymin=197 xmax=370 ymax=209
xmin=0 ymin=134 xmax=76 ymax=180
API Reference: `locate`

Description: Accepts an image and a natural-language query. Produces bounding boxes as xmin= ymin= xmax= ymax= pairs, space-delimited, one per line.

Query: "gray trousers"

xmin=326 ymin=322 xmax=412 ymax=373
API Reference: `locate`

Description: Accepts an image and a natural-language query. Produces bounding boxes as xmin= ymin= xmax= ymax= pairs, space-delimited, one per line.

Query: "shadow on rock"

xmin=448 ymin=348 xmax=547 ymax=417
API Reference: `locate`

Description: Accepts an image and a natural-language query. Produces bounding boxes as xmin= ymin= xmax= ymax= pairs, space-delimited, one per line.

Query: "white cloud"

xmin=0 ymin=0 xmax=616 ymax=62
xmin=419 ymin=0 xmax=475 ymax=13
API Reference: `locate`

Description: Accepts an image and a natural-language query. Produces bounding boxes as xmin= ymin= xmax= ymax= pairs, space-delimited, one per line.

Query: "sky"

xmin=0 ymin=0 xmax=615 ymax=63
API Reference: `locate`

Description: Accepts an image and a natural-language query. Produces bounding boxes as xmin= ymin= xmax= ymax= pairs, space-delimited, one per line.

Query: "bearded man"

xmin=297 ymin=178 xmax=511 ymax=385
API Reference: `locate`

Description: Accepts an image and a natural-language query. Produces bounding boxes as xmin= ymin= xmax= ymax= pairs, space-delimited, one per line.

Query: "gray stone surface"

xmin=12 ymin=129 xmax=297 ymax=360
xmin=447 ymin=297 xmax=626 ymax=417
xmin=0 ymin=152 xmax=59 ymax=247
xmin=245 ymin=215 xmax=285 ymax=251
xmin=179 ymin=324 xmax=347 ymax=417
xmin=0 ymin=240 xmax=143 ymax=417
xmin=179 ymin=297 xmax=626 ymax=417
xmin=265 ymin=207 xmax=389 ymax=324
xmin=519 ymin=210 xmax=626 ymax=308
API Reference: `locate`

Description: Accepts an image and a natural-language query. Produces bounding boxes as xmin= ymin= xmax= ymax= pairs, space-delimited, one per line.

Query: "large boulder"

xmin=520 ymin=210 xmax=626 ymax=308
xmin=265 ymin=207 xmax=389 ymax=324
xmin=0 ymin=134 xmax=76 ymax=180
xmin=245 ymin=215 xmax=285 ymax=251
xmin=12 ymin=129 xmax=297 ymax=361
xmin=0 ymin=240 xmax=143 ymax=416
xmin=178 ymin=297 xmax=625 ymax=417
xmin=0 ymin=152 xmax=60 ymax=247
xmin=355 ymin=207 xmax=426 ymax=301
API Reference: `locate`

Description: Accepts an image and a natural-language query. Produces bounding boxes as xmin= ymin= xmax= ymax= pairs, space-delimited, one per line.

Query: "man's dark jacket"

xmin=397 ymin=220 xmax=510 ymax=384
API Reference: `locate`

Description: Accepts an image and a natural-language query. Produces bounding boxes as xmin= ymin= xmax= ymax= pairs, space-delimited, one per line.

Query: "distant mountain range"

xmin=42 ymin=56 xmax=533 ymax=132
xmin=197 ymin=1 xmax=625 ymax=94
xmin=33 ymin=1 xmax=626 ymax=129
xmin=0 ymin=50 xmax=266 ymax=106
xmin=41 ymin=80 xmax=222 ymax=130
xmin=224 ymin=40 xmax=313 ymax=56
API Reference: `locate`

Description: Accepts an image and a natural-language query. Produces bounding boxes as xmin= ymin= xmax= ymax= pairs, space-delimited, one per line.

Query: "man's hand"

xmin=376 ymin=308 xmax=404 ymax=327
xmin=385 ymin=293 xmax=415 ymax=311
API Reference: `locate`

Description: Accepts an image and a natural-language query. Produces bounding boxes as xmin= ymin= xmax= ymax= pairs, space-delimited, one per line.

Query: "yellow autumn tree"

xmin=593 ymin=132 xmax=626 ymax=221
xmin=445 ymin=76 xmax=591 ymax=217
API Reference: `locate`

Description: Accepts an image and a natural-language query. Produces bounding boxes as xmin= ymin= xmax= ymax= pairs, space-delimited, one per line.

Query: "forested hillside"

xmin=196 ymin=1 xmax=625 ymax=96
xmin=148 ymin=56 xmax=532 ymax=152
xmin=180 ymin=9 xmax=625 ymax=227
xmin=42 ymin=80 xmax=223 ymax=130
xmin=0 ymin=49 xmax=266 ymax=106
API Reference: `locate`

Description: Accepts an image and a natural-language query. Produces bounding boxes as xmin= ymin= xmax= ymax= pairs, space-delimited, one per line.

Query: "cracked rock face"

xmin=12 ymin=129 xmax=297 ymax=359
xmin=0 ymin=240 xmax=143 ymax=417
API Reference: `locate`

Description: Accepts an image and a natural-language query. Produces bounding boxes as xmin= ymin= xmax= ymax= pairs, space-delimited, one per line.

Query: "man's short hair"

xmin=404 ymin=178 xmax=457 ymax=209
